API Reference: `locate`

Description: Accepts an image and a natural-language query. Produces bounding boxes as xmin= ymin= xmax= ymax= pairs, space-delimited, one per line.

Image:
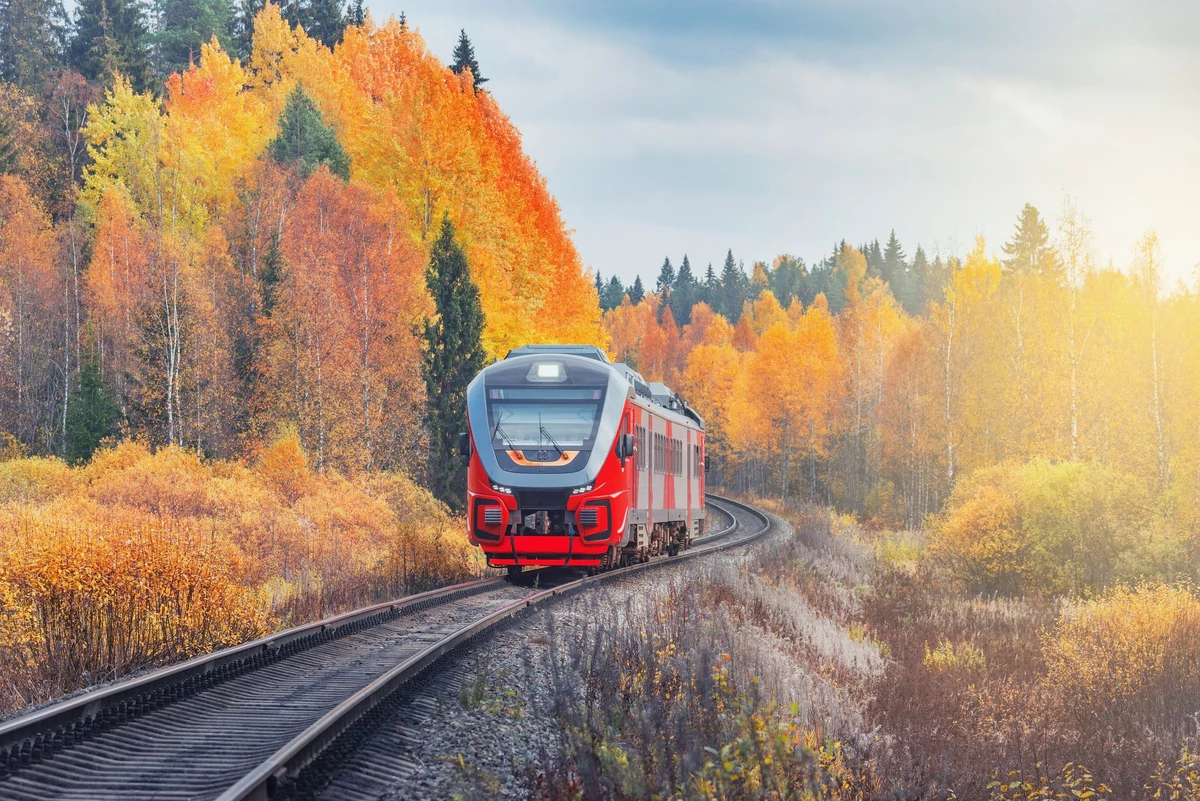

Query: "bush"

xmin=929 ymin=460 xmax=1159 ymax=596
xmin=1042 ymin=583 xmax=1200 ymax=739
xmin=0 ymin=437 xmax=479 ymax=713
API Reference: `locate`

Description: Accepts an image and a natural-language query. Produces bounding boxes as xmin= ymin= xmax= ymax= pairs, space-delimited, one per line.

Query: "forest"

xmin=0 ymin=1 xmax=602 ymax=709
xmin=2 ymin=0 xmax=1200 ymax=792
xmin=604 ymin=208 xmax=1200 ymax=596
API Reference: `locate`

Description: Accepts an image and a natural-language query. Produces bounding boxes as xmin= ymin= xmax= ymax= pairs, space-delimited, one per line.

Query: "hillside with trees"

xmin=0 ymin=2 xmax=603 ymax=709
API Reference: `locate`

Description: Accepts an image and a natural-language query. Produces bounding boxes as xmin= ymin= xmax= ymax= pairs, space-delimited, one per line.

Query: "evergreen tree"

xmin=670 ymin=254 xmax=698 ymax=324
xmin=304 ymin=0 xmax=345 ymax=48
xmin=909 ymin=244 xmax=931 ymax=313
xmin=231 ymin=0 xmax=262 ymax=59
xmin=71 ymin=0 xmax=152 ymax=90
xmin=152 ymin=0 xmax=232 ymax=78
xmin=628 ymin=275 xmax=645 ymax=305
xmin=882 ymin=229 xmax=911 ymax=307
xmin=769 ymin=255 xmax=804 ymax=307
xmin=602 ymin=275 xmax=625 ymax=311
xmin=346 ymin=0 xmax=364 ymax=26
xmin=702 ymin=262 xmax=719 ymax=307
xmin=269 ymin=85 xmax=351 ymax=179
xmin=65 ymin=357 xmax=121 ymax=463
xmin=450 ymin=29 xmax=486 ymax=91
xmin=1003 ymin=203 xmax=1057 ymax=276
xmin=0 ymin=0 xmax=63 ymax=91
xmin=719 ymin=249 xmax=745 ymax=320
xmin=0 ymin=112 xmax=17 ymax=175
xmin=423 ymin=214 xmax=485 ymax=509
xmin=864 ymin=238 xmax=884 ymax=279
xmin=593 ymin=270 xmax=603 ymax=298
xmin=655 ymin=257 xmax=674 ymax=293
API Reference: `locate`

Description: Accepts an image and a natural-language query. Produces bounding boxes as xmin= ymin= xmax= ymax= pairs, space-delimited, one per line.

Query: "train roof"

xmin=504 ymin=344 xmax=610 ymax=363
xmin=494 ymin=344 xmax=703 ymax=429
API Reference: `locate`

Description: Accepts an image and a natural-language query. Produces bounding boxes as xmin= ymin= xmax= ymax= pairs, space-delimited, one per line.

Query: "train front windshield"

xmin=486 ymin=388 xmax=605 ymax=451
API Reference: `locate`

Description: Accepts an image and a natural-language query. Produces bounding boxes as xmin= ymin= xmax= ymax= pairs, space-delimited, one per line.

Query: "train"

xmin=461 ymin=344 xmax=706 ymax=576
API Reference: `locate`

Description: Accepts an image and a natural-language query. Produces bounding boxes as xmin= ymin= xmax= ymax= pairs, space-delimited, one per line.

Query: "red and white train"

xmin=462 ymin=344 xmax=706 ymax=574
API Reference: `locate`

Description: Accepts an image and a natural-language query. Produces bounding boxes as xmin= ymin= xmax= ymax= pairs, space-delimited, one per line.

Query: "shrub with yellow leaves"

xmin=0 ymin=436 xmax=478 ymax=713
xmin=1042 ymin=583 xmax=1200 ymax=738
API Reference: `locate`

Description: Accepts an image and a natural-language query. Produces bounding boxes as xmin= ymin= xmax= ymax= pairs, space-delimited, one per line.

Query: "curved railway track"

xmin=0 ymin=495 xmax=772 ymax=801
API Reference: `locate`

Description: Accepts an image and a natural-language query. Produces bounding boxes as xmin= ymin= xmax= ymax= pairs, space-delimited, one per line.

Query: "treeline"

xmin=0 ymin=5 xmax=602 ymax=486
xmin=0 ymin=0 xmax=363 ymax=95
xmin=597 ymin=231 xmax=947 ymax=322
xmin=606 ymin=203 xmax=1200 ymax=554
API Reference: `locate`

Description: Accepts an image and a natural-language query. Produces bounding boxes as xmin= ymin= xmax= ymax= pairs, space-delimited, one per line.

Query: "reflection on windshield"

xmin=489 ymin=403 xmax=599 ymax=449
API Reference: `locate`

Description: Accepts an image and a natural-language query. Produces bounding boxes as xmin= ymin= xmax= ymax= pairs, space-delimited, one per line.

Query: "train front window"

xmin=486 ymin=387 xmax=604 ymax=452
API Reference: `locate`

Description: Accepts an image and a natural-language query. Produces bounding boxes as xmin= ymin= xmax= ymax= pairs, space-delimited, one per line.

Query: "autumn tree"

xmin=423 ymin=214 xmax=485 ymax=508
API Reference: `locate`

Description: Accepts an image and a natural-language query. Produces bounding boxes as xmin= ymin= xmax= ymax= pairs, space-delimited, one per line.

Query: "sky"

xmin=371 ymin=0 xmax=1200 ymax=287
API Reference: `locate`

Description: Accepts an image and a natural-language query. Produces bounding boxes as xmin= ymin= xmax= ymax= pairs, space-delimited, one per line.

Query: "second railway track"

xmin=0 ymin=495 xmax=771 ymax=801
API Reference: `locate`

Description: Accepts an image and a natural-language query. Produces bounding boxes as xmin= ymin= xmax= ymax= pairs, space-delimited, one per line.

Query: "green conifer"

xmin=423 ymin=214 xmax=485 ymax=509
xmin=152 ymin=0 xmax=233 ymax=78
xmin=1003 ymin=203 xmax=1057 ymax=276
xmin=628 ymin=275 xmax=645 ymax=305
xmin=719 ymin=249 xmax=745 ymax=320
xmin=269 ymin=85 xmax=351 ymax=179
xmin=65 ymin=357 xmax=121 ymax=463
xmin=450 ymin=28 xmax=486 ymax=91
xmin=0 ymin=0 xmax=63 ymax=91
xmin=70 ymin=0 xmax=152 ymax=90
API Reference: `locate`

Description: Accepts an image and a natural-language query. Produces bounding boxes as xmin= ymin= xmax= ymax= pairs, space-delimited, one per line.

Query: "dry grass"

xmin=0 ymin=437 xmax=479 ymax=712
xmin=534 ymin=498 xmax=1200 ymax=799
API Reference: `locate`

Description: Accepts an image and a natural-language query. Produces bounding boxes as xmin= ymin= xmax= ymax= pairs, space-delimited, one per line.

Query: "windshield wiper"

xmin=492 ymin=416 xmax=519 ymax=452
xmin=539 ymin=423 xmax=565 ymax=457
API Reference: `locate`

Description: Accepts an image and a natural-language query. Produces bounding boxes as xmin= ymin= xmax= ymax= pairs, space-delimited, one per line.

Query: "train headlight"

xmin=490 ymin=483 xmax=513 ymax=494
xmin=571 ymin=483 xmax=594 ymax=495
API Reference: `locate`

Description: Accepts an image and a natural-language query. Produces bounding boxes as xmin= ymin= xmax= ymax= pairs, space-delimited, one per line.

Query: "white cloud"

xmin=373 ymin=1 xmax=1200 ymax=286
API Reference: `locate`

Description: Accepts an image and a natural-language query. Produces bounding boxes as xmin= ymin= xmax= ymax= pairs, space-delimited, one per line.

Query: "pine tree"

xmin=152 ymin=0 xmax=232 ymax=78
xmin=231 ymin=0 xmax=262 ymax=59
xmin=1003 ymin=203 xmax=1056 ymax=276
xmin=864 ymin=239 xmax=884 ymax=279
xmin=602 ymin=275 xmax=625 ymax=311
xmin=593 ymin=270 xmax=603 ymax=298
xmin=909 ymin=244 xmax=931 ymax=313
xmin=71 ymin=0 xmax=152 ymax=90
xmin=346 ymin=0 xmax=365 ymax=27
xmin=702 ymin=262 xmax=719 ymax=307
xmin=628 ymin=275 xmax=645 ymax=305
xmin=883 ymin=229 xmax=911 ymax=307
xmin=65 ymin=356 xmax=120 ymax=463
xmin=304 ymin=0 xmax=345 ymax=48
xmin=769 ymin=255 xmax=804 ymax=307
xmin=423 ymin=214 xmax=486 ymax=509
xmin=450 ymin=29 xmax=487 ymax=91
xmin=0 ymin=112 xmax=17 ymax=175
xmin=655 ymin=257 xmax=674 ymax=293
xmin=719 ymin=249 xmax=745 ymax=320
xmin=671 ymin=255 xmax=698 ymax=325
xmin=0 ymin=0 xmax=63 ymax=91
xmin=269 ymin=85 xmax=351 ymax=179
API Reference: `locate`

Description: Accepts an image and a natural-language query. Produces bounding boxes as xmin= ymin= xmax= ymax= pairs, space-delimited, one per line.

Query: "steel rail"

xmin=0 ymin=577 xmax=505 ymax=774
xmin=218 ymin=495 xmax=770 ymax=801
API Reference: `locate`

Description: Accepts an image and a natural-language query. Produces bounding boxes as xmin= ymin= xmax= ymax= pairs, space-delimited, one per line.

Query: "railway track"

xmin=0 ymin=495 xmax=771 ymax=801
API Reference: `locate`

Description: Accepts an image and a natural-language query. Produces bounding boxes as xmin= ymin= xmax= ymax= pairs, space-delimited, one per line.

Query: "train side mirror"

xmin=616 ymin=432 xmax=635 ymax=465
xmin=458 ymin=432 xmax=471 ymax=458
xmin=704 ymin=454 xmax=710 ymax=470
